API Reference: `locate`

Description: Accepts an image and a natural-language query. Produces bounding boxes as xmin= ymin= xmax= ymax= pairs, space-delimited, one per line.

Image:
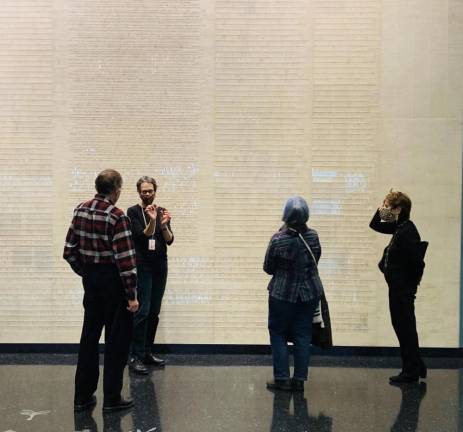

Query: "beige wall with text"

xmin=0 ymin=0 xmax=461 ymax=346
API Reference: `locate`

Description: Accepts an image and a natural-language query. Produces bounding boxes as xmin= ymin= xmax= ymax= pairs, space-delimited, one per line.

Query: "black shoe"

xmin=389 ymin=373 xmax=419 ymax=384
xmin=266 ymin=379 xmax=292 ymax=391
xmin=74 ymin=395 xmax=97 ymax=412
xmin=129 ymin=357 xmax=149 ymax=375
xmin=291 ymin=379 xmax=304 ymax=392
xmin=143 ymin=353 xmax=166 ymax=367
xmin=103 ymin=397 xmax=134 ymax=413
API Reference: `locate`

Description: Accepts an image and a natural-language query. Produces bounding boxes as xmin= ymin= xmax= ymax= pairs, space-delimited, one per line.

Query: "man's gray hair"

xmin=136 ymin=176 xmax=157 ymax=192
xmin=95 ymin=169 xmax=122 ymax=195
xmin=282 ymin=196 xmax=310 ymax=227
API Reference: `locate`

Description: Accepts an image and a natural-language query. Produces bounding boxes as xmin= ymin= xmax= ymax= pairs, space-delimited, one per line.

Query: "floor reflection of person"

xmin=74 ymin=407 xmax=98 ymax=432
xmin=270 ymin=390 xmax=332 ymax=432
xmin=103 ymin=409 xmax=131 ymax=432
xmin=390 ymin=382 xmax=427 ymax=432
xmin=130 ymin=375 xmax=162 ymax=432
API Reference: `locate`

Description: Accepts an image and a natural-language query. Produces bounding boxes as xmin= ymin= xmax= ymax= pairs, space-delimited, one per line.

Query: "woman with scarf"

xmin=370 ymin=190 xmax=427 ymax=383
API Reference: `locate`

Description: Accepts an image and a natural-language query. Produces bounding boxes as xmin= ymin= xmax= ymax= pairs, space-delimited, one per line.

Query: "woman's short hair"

xmin=136 ymin=176 xmax=157 ymax=192
xmin=95 ymin=169 xmax=122 ymax=195
xmin=385 ymin=189 xmax=412 ymax=219
xmin=282 ymin=196 xmax=310 ymax=227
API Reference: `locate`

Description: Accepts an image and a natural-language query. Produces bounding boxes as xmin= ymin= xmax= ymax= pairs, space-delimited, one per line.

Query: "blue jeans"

xmin=268 ymin=296 xmax=318 ymax=381
xmin=131 ymin=262 xmax=167 ymax=359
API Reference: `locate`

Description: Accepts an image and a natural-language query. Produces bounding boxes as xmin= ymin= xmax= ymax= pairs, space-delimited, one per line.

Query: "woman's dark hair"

xmin=385 ymin=189 xmax=412 ymax=219
xmin=136 ymin=176 xmax=157 ymax=192
xmin=95 ymin=169 xmax=122 ymax=195
xmin=282 ymin=196 xmax=310 ymax=228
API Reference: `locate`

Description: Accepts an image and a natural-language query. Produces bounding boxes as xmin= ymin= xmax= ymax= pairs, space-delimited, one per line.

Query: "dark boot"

xmin=74 ymin=395 xmax=97 ymax=412
xmin=291 ymin=378 xmax=304 ymax=392
xmin=129 ymin=357 xmax=149 ymax=375
xmin=103 ymin=397 xmax=134 ymax=412
xmin=266 ymin=379 xmax=292 ymax=391
xmin=144 ymin=353 xmax=166 ymax=367
xmin=389 ymin=373 xmax=419 ymax=384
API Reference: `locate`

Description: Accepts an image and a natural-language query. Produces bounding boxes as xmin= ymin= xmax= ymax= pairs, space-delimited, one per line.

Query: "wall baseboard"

xmin=0 ymin=344 xmax=462 ymax=357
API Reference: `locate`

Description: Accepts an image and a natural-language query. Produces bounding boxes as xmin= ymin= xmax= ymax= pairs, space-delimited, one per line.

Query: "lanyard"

xmin=140 ymin=204 xmax=156 ymax=238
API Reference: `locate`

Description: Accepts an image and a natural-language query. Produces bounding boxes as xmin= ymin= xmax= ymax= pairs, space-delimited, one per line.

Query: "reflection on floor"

xmin=0 ymin=355 xmax=461 ymax=432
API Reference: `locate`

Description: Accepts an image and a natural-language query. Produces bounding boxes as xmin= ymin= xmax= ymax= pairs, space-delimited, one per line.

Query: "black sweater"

xmin=127 ymin=204 xmax=174 ymax=265
xmin=369 ymin=210 xmax=422 ymax=287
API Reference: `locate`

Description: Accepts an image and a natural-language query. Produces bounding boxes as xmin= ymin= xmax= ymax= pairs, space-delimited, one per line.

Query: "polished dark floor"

xmin=0 ymin=354 xmax=461 ymax=432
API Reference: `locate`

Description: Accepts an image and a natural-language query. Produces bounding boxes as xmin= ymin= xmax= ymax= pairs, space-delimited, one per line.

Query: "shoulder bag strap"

xmin=297 ymin=232 xmax=318 ymax=270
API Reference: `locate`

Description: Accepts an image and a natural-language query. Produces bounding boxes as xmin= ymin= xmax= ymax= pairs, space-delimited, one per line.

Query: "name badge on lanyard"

xmin=141 ymin=204 xmax=157 ymax=251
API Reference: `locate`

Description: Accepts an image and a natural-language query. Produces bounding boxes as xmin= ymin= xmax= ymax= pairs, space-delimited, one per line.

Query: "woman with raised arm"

xmin=370 ymin=190 xmax=427 ymax=383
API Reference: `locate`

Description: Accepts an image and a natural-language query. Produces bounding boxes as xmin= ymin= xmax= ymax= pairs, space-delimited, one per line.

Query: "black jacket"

xmin=369 ymin=210 xmax=425 ymax=287
xmin=127 ymin=204 xmax=174 ymax=265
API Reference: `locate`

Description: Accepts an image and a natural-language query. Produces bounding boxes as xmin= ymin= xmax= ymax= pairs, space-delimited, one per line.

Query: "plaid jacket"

xmin=63 ymin=194 xmax=137 ymax=300
xmin=264 ymin=225 xmax=324 ymax=303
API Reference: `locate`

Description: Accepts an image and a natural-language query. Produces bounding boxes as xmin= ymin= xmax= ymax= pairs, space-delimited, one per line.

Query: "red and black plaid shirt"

xmin=63 ymin=194 xmax=137 ymax=300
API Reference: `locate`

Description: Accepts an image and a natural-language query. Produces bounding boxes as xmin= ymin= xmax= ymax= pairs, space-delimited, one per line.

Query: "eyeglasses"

xmin=140 ymin=190 xmax=155 ymax=195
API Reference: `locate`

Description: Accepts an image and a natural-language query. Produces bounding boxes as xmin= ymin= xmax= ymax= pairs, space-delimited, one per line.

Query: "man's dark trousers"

xmin=388 ymin=284 xmax=423 ymax=377
xmin=75 ymin=264 xmax=133 ymax=404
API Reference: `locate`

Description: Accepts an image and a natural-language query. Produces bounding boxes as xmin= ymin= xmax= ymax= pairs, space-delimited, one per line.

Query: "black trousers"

xmin=131 ymin=261 xmax=167 ymax=359
xmin=75 ymin=264 xmax=133 ymax=404
xmin=388 ymin=283 xmax=425 ymax=377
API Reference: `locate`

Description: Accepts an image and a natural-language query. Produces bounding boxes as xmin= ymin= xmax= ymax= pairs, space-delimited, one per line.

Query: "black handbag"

xmin=311 ymin=294 xmax=333 ymax=348
xmin=297 ymin=233 xmax=333 ymax=349
xmin=415 ymin=241 xmax=428 ymax=285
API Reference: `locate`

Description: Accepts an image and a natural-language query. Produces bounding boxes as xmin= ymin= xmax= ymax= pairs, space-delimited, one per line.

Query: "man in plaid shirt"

xmin=64 ymin=169 xmax=139 ymax=413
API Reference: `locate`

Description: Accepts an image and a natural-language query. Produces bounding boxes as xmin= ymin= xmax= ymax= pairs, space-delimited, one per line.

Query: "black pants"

xmin=388 ymin=284 xmax=425 ymax=377
xmin=131 ymin=261 xmax=167 ymax=359
xmin=75 ymin=264 xmax=133 ymax=404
